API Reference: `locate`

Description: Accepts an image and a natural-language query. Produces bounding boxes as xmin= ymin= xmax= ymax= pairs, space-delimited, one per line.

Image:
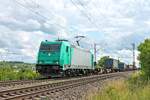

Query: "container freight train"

xmin=36 ymin=40 xmax=94 ymax=77
xmin=36 ymin=40 xmax=132 ymax=78
xmin=103 ymin=58 xmax=130 ymax=72
xmin=118 ymin=62 xmax=127 ymax=71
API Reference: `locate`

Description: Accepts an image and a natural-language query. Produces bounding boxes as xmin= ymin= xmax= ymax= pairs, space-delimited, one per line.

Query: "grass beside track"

xmin=88 ymin=71 xmax=150 ymax=100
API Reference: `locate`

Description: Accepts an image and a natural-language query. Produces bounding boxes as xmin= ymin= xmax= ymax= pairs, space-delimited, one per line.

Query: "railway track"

xmin=0 ymin=79 xmax=53 ymax=87
xmin=0 ymin=76 xmax=89 ymax=87
xmin=0 ymin=72 xmax=130 ymax=100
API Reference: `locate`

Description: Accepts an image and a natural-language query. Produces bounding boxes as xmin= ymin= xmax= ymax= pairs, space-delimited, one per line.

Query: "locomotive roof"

xmin=42 ymin=40 xmax=92 ymax=53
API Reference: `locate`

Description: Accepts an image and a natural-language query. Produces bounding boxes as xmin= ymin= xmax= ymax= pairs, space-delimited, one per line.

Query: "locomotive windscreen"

xmin=40 ymin=44 xmax=61 ymax=51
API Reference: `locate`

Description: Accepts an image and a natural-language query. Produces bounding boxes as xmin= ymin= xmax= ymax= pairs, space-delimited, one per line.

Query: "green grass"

xmin=89 ymin=72 xmax=150 ymax=100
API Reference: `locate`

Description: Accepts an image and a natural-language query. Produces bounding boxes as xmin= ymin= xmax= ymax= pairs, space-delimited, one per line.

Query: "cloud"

xmin=0 ymin=25 xmax=54 ymax=62
xmin=0 ymin=0 xmax=150 ymax=66
xmin=42 ymin=15 xmax=68 ymax=34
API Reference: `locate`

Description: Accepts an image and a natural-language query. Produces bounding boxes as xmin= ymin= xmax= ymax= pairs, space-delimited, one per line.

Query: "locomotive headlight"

xmin=53 ymin=60 xmax=59 ymax=64
xmin=48 ymin=53 xmax=51 ymax=56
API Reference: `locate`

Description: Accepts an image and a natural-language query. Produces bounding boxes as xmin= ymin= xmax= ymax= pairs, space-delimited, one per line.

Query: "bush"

xmin=90 ymin=80 xmax=150 ymax=100
xmin=138 ymin=39 xmax=150 ymax=79
xmin=0 ymin=66 xmax=18 ymax=80
xmin=0 ymin=62 xmax=39 ymax=81
xmin=89 ymin=72 xmax=150 ymax=100
xmin=17 ymin=69 xmax=40 ymax=80
xmin=97 ymin=56 xmax=110 ymax=68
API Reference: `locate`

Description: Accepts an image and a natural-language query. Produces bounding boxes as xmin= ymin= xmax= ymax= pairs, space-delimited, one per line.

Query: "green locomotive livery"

xmin=36 ymin=40 xmax=94 ymax=77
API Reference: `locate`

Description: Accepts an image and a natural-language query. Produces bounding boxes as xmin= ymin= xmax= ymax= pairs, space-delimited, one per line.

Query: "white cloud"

xmin=0 ymin=48 xmax=7 ymax=54
xmin=0 ymin=0 xmax=150 ymax=65
xmin=0 ymin=15 xmax=41 ymax=31
xmin=0 ymin=25 xmax=53 ymax=62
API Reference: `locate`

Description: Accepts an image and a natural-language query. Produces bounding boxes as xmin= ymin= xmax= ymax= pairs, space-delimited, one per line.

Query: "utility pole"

xmin=93 ymin=43 xmax=102 ymax=65
xmin=132 ymin=43 xmax=136 ymax=69
xmin=118 ymin=57 xmax=120 ymax=65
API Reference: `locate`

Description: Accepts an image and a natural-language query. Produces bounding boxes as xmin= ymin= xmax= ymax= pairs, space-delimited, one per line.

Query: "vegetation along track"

xmin=0 ymin=71 xmax=131 ymax=100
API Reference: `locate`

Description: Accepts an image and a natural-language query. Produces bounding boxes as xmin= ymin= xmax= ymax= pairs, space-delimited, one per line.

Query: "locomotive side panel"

xmin=70 ymin=46 xmax=93 ymax=69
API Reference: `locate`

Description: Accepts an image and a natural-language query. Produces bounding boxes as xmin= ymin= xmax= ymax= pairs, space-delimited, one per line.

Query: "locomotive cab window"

xmin=66 ymin=46 xmax=69 ymax=52
xmin=40 ymin=44 xmax=61 ymax=52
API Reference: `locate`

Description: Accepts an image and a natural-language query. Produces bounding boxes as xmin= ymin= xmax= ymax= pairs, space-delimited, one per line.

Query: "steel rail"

xmin=0 ymin=79 xmax=53 ymax=87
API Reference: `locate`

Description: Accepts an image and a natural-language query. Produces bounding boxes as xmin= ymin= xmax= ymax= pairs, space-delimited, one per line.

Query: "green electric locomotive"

xmin=36 ymin=40 xmax=94 ymax=77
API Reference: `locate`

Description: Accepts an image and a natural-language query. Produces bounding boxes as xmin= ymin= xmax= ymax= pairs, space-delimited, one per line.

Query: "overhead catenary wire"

xmin=14 ymin=0 xmax=47 ymax=21
xmin=78 ymin=0 xmax=105 ymax=19
xmin=70 ymin=0 xmax=100 ymax=30
xmin=13 ymin=0 xmax=67 ymax=29
xmin=70 ymin=0 xmax=94 ymax=24
xmin=16 ymin=0 xmax=101 ymax=40
xmin=23 ymin=0 xmax=59 ymax=19
xmin=23 ymin=0 xmax=38 ymax=9
xmin=77 ymin=0 xmax=104 ymax=26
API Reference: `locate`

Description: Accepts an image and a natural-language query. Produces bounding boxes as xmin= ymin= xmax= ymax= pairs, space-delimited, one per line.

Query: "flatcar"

xmin=36 ymin=40 xmax=94 ymax=77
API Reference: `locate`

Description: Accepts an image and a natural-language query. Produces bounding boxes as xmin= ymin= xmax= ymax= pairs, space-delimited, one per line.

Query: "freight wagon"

xmin=118 ymin=62 xmax=127 ymax=71
xmin=126 ymin=65 xmax=134 ymax=71
xmin=104 ymin=58 xmax=119 ymax=72
xmin=36 ymin=40 xmax=94 ymax=77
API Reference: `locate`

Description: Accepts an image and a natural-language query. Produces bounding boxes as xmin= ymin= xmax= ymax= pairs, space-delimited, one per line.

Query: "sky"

xmin=0 ymin=0 xmax=150 ymax=66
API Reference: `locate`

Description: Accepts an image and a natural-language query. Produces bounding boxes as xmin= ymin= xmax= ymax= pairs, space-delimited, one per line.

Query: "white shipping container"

xmin=113 ymin=59 xmax=119 ymax=68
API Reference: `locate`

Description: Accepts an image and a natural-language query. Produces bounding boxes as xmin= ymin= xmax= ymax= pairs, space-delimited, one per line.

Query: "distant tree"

xmin=138 ymin=39 xmax=150 ymax=79
xmin=97 ymin=56 xmax=109 ymax=68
